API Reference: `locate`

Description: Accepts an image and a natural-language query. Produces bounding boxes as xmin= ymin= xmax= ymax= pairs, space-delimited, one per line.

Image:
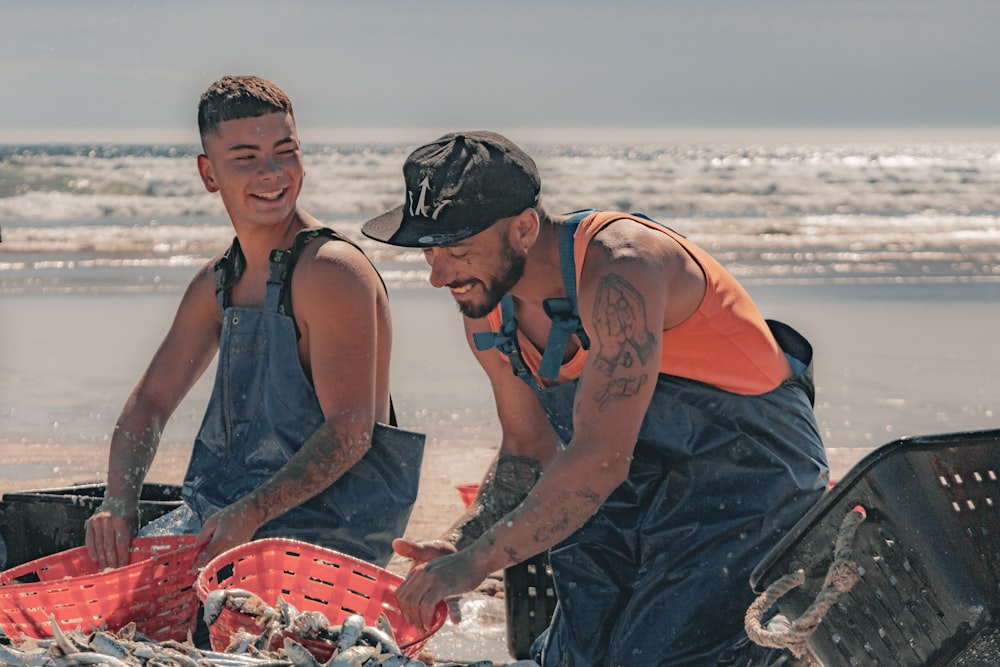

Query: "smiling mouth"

xmin=253 ymin=188 xmax=286 ymax=201
xmin=449 ymin=282 xmax=477 ymax=295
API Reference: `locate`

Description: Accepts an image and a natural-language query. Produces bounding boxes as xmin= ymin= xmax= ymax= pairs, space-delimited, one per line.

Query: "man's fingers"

xmin=114 ymin=530 xmax=131 ymax=568
xmin=85 ymin=518 xmax=100 ymax=564
xmin=194 ymin=530 xmax=221 ymax=568
xmin=391 ymin=537 xmax=418 ymax=560
xmin=446 ymin=596 xmax=462 ymax=625
xmin=422 ymin=598 xmax=442 ymax=633
xmin=392 ymin=538 xmax=456 ymax=566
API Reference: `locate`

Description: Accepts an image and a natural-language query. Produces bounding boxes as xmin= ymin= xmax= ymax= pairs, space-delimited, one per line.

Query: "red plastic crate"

xmin=0 ymin=535 xmax=200 ymax=643
xmin=195 ymin=538 xmax=445 ymax=659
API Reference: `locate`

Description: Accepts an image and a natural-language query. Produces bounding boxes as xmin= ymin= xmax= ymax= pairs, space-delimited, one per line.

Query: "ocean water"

xmin=2 ymin=138 xmax=1000 ymax=294
xmin=2 ymin=137 xmax=999 ymax=454
xmin=2 ymin=136 xmax=998 ymax=665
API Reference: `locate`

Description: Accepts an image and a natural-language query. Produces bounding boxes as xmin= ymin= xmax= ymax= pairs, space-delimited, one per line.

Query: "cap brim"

xmin=361 ymin=205 xmax=410 ymax=245
xmin=361 ymin=204 xmax=484 ymax=248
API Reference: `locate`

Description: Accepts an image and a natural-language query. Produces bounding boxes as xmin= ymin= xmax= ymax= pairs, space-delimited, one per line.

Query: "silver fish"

xmin=282 ymin=637 xmax=323 ymax=667
xmin=359 ymin=626 xmax=401 ymax=657
xmin=326 ymin=644 xmax=377 ymax=667
xmin=335 ymin=613 xmax=365 ymax=652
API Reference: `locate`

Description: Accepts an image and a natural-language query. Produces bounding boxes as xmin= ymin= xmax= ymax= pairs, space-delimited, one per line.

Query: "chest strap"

xmin=473 ymin=210 xmax=592 ymax=384
xmin=214 ymin=227 xmax=358 ymax=316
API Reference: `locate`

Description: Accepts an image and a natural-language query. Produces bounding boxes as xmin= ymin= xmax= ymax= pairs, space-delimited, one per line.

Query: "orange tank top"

xmin=487 ymin=211 xmax=791 ymax=394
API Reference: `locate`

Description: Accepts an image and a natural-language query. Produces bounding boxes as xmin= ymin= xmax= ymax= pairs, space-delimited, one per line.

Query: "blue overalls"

xmin=152 ymin=227 xmax=424 ymax=567
xmin=474 ymin=212 xmax=829 ymax=666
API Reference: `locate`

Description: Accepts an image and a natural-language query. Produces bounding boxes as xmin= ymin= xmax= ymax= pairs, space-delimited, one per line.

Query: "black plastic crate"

xmin=750 ymin=429 xmax=1000 ymax=666
xmin=504 ymin=550 xmax=557 ymax=660
xmin=0 ymin=483 xmax=183 ymax=569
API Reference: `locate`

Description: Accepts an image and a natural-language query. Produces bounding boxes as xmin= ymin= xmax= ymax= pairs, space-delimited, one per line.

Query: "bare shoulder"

xmin=578 ymin=215 xmax=705 ymax=328
xmin=296 ymin=231 xmax=383 ymax=297
xmin=578 ymin=217 xmax=681 ymax=295
xmin=179 ymin=255 xmax=223 ymax=320
xmin=583 ymin=215 xmax=682 ymax=266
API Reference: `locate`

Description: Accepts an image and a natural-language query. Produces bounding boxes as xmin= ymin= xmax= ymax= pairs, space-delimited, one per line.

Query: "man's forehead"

xmin=204 ymin=115 xmax=297 ymax=152
xmin=211 ymin=112 xmax=296 ymax=139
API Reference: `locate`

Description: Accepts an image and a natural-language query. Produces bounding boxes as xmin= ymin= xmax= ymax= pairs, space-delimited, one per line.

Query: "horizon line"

xmin=3 ymin=124 xmax=1000 ymax=145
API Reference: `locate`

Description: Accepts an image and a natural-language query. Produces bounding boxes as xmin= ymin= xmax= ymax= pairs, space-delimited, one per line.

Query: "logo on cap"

xmin=408 ymin=176 xmax=452 ymax=220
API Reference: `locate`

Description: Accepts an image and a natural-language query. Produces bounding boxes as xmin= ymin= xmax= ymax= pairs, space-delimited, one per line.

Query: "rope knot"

xmin=745 ymin=505 xmax=868 ymax=665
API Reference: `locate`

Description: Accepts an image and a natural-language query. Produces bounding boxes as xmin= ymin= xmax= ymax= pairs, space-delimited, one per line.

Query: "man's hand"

xmin=392 ymin=537 xmax=457 ymax=566
xmin=392 ymin=539 xmax=488 ymax=632
xmin=85 ymin=503 xmax=138 ymax=570
xmin=194 ymin=502 xmax=260 ymax=568
xmin=393 ymin=538 xmax=465 ymax=624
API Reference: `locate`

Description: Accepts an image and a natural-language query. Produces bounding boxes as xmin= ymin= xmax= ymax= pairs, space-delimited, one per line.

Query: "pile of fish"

xmin=0 ymin=618 xmax=293 ymax=666
xmin=203 ymin=586 xmax=430 ymax=666
xmin=0 ymin=588 xmax=493 ymax=667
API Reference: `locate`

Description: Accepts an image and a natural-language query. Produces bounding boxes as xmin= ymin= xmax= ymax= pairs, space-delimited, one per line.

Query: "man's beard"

xmin=457 ymin=239 xmax=526 ymax=319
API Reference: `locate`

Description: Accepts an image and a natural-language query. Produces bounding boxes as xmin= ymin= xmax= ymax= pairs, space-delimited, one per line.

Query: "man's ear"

xmin=511 ymin=207 xmax=540 ymax=253
xmin=197 ymin=154 xmax=219 ymax=193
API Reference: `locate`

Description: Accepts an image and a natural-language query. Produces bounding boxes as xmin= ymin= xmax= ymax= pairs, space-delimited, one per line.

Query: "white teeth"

xmin=256 ymin=189 xmax=283 ymax=200
xmin=451 ymin=284 xmax=472 ymax=294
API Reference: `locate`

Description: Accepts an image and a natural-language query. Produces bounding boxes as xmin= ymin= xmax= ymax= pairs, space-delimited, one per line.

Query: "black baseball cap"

xmin=362 ymin=131 xmax=541 ymax=247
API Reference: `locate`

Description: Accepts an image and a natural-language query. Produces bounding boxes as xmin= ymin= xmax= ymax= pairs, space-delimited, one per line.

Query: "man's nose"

xmin=258 ymin=154 xmax=281 ymax=176
xmin=423 ymin=248 xmax=451 ymax=289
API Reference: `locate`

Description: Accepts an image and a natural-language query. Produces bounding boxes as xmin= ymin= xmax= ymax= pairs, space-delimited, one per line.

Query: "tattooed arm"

xmin=394 ymin=219 xmax=706 ymax=630
xmin=391 ymin=310 xmax=563 ymax=571
xmin=447 ymin=453 xmax=542 ymax=549
xmin=193 ymin=237 xmax=390 ymax=567
xmin=443 ymin=313 xmax=567 ymax=550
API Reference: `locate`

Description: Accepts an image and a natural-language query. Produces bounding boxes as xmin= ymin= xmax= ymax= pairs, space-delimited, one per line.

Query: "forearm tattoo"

xmin=490 ymin=486 xmax=603 ymax=564
xmin=591 ymin=273 xmax=654 ymax=409
xmin=251 ymin=418 xmax=367 ymax=525
xmin=595 ymin=375 xmax=647 ymax=411
xmin=450 ymin=454 xmax=541 ymax=549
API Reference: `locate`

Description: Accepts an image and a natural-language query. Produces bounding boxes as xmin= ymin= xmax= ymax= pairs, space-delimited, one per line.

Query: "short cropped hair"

xmin=197 ymin=75 xmax=294 ymax=139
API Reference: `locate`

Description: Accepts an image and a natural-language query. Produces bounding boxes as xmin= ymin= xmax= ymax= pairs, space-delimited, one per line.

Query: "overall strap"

xmin=537 ymin=210 xmax=592 ymax=378
xmin=473 ymin=294 xmax=539 ymax=390
xmin=213 ymin=237 xmax=245 ymax=312
xmin=473 ymin=210 xmax=594 ymax=386
xmin=267 ymin=227 xmax=348 ymax=315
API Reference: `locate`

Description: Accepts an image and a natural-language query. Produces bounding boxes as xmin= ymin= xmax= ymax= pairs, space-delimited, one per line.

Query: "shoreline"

xmin=3 ymin=279 xmax=999 ymax=546
xmin=0 ymin=439 xmax=875 ymax=542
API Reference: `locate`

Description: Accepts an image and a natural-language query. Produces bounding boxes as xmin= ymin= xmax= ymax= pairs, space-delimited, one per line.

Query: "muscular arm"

xmin=194 ymin=240 xmax=386 ymax=564
xmin=447 ymin=453 xmax=542 ymax=549
xmin=396 ymin=225 xmax=687 ymax=630
xmin=475 ymin=262 xmax=663 ymax=567
xmin=467 ymin=218 xmax=706 ymax=571
xmin=442 ymin=314 xmax=563 ymax=550
xmin=87 ymin=262 xmax=220 ymax=568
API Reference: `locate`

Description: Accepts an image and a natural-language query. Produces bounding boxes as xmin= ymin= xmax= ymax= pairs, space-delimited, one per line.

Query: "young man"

xmin=85 ymin=76 xmax=424 ymax=571
xmin=362 ymin=132 xmax=829 ymax=666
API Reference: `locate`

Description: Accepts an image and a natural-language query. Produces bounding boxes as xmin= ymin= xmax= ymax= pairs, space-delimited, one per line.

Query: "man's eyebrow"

xmin=225 ymin=136 xmax=296 ymax=153
xmin=227 ymin=143 xmax=260 ymax=153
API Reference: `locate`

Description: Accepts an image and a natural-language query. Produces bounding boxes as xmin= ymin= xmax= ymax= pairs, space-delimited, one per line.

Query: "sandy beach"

xmin=2 ymin=274 xmax=1000 ymax=664
xmin=4 ymin=278 xmax=998 ymax=537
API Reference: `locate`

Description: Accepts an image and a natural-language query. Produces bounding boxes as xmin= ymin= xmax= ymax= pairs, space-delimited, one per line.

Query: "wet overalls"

xmin=168 ymin=227 xmax=423 ymax=567
xmin=474 ymin=212 xmax=829 ymax=666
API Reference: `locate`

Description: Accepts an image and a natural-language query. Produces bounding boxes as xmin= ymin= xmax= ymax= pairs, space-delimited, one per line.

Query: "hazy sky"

xmin=2 ymin=0 xmax=998 ymax=142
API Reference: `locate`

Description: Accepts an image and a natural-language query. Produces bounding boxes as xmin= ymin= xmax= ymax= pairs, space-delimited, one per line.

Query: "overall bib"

xmin=160 ymin=228 xmax=423 ymax=567
xmin=475 ymin=212 xmax=829 ymax=666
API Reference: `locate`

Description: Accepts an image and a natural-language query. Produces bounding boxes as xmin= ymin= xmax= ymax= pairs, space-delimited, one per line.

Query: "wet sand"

xmin=2 ymin=280 xmax=999 ymax=663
